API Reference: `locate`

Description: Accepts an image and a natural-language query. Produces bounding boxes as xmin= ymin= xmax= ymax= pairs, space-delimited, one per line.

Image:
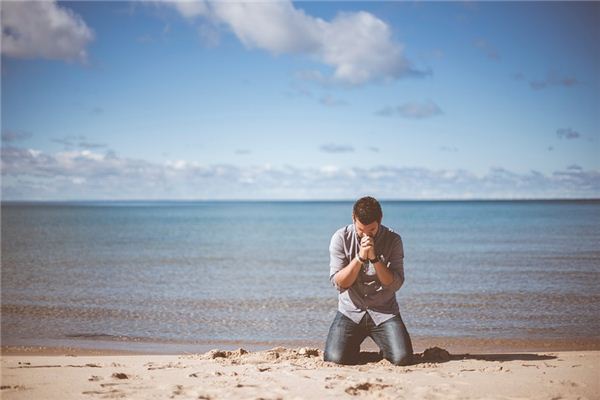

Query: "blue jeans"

xmin=323 ymin=311 xmax=414 ymax=366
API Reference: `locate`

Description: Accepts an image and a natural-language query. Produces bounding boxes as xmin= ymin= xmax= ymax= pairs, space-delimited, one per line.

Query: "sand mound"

xmin=196 ymin=346 xmax=453 ymax=368
xmin=416 ymin=346 xmax=451 ymax=363
xmin=199 ymin=347 xmax=322 ymax=366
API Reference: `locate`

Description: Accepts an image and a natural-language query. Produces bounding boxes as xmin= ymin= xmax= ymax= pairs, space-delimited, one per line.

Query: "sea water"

xmin=2 ymin=200 xmax=599 ymax=351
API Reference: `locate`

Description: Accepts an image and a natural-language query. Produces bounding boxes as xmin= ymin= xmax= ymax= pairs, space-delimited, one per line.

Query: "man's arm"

xmin=372 ymin=259 xmax=394 ymax=286
xmin=378 ymin=235 xmax=405 ymax=292
xmin=333 ymin=255 xmax=363 ymax=290
xmin=363 ymin=235 xmax=395 ymax=286
xmin=330 ymin=232 xmax=375 ymax=290
xmin=329 ymin=230 xmax=367 ymax=291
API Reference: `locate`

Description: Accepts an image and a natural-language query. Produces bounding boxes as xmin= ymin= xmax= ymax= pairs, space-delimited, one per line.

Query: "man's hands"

xmin=359 ymin=235 xmax=376 ymax=260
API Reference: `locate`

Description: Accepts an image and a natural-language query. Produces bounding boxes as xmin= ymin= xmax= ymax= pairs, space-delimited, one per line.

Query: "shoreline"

xmin=3 ymin=335 xmax=599 ymax=356
xmin=1 ymin=346 xmax=597 ymax=399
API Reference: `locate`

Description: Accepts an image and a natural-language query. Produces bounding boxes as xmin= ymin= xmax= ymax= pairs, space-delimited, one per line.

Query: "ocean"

xmin=1 ymin=200 xmax=599 ymax=352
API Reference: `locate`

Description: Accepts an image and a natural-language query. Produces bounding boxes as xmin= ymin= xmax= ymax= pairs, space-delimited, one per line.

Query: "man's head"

xmin=352 ymin=196 xmax=382 ymax=238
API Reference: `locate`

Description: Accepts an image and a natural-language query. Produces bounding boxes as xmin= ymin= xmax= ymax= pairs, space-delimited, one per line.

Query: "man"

xmin=323 ymin=196 xmax=414 ymax=366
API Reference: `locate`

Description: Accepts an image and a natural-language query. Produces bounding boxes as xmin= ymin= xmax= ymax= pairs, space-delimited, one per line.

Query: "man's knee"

xmin=324 ymin=349 xmax=352 ymax=365
xmin=387 ymin=351 xmax=414 ymax=366
xmin=323 ymin=350 xmax=342 ymax=364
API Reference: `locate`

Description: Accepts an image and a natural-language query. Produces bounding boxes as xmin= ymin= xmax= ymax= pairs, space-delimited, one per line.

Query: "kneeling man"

xmin=324 ymin=196 xmax=414 ymax=366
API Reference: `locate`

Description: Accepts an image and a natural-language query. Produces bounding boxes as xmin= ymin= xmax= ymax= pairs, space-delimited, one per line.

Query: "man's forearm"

xmin=334 ymin=256 xmax=363 ymax=289
xmin=373 ymin=260 xmax=394 ymax=286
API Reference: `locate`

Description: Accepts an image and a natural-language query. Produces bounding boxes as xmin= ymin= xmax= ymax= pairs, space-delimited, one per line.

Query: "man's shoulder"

xmin=380 ymin=224 xmax=402 ymax=243
xmin=331 ymin=224 xmax=354 ymax=240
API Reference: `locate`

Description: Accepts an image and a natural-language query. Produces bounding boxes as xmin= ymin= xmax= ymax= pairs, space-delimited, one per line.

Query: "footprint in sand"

xmin=112 ymin=372 xmax=130 ymax=380
xmin=0 ymin=385 xmax=27 ymax=391
xmin=559 ymin=380 xmax=580 ymax=388
xmin=171 ymin=384 xmax=185 ymax=397
xmin=82 ymin=388 xmax=126 ymax=397
xmin=325 ymin=374 xmax=346 ymax=381
xmin=345 ymin=382 xmax=391 ymax=396
xmin=147 ymin=362 xmax=187 ymax=370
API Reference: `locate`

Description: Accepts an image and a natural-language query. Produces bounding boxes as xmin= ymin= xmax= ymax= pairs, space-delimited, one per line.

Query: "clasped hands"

xmin=359 ymin=235 xmax=376 ymax=261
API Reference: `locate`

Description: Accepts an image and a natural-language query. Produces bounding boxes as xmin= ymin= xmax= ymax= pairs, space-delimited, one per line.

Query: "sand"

xmin=1 ymin=346 xmax=598 ymax=399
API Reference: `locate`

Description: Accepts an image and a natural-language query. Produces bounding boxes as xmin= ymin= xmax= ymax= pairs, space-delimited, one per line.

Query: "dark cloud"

xmin=51 ymin=135 xmax=107 ymax=149
xmin=556 ymin=128 xmax=581 ymax=140
xmin=474 ymin=38 xmax=500 ymax=61
xmin=235 ymin=149 xmax=251 ymax=155
xmin=51 ymin=135 xmax=85 ymax=147
xmin=1 ymin=130 xmax=33 ymax=142
xmin=376 ymin=101 xmax=443 ymax=119
xmin=530 ymin=72 xmax=578 ymax=90
xmin=79 ymin=142 xmax=108 ymax=149
xmin=320 ymin=144 xmax=355 ymax=153
xmin=512 ymin=71 xmax=578 ymax=90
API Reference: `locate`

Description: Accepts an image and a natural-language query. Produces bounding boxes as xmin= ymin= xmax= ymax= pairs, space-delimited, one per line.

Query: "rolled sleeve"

xmin=329 ymin=230 xmax=349 ymax=293
xmin=382 ymin=236 xmax=405 ymax=292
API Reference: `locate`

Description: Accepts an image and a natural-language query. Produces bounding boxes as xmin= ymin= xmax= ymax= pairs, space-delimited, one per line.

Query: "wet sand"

xmin=1 ymin=346 xmax=598 ymax=399
xmin=3 ymin=334 xmax=599 ymax=356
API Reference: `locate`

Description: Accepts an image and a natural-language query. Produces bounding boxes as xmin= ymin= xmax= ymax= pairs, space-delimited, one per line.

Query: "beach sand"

xmin=1 ymin=345 xmax=598 ymax=399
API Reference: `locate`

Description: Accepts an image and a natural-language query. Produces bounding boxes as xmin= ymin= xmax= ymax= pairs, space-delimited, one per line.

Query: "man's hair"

xmin=353 ymin=196 xmax=382 ymax=225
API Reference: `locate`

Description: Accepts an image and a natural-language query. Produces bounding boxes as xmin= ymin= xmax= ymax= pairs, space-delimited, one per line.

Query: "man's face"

xmin=353 ymin=216 xmax=379 ymax=239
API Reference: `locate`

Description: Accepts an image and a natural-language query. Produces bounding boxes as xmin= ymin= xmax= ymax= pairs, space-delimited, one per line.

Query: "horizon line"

xmin=2 ymin=197 xmax=599 ymax=204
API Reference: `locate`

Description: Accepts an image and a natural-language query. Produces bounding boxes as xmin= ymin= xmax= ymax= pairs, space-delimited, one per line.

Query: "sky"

xmin=1 ymin=0 xmax=599 ymax=200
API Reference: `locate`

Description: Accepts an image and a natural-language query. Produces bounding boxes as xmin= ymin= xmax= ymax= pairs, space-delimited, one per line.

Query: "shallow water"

xmin=2 ymin=200 xmax=599 ymax=350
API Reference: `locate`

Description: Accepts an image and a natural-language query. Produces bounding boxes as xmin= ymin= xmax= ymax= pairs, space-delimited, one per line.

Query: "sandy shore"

xmin=1 ymin=346 xmax=598 ymax=400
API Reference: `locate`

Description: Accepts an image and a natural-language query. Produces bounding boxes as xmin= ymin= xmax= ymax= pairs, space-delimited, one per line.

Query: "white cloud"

xmin=161 ymin=0 xmax=423 ymax=85
xmin=1 ymin=0 xmax=94 ymax=63
xmin=319 ymin=11 xmax=413 ymax=85
xmin=210 ymin=1 xmax=320 ymax=54
xmin=2 ymin=146 xmax=599 ymax=200
xmin=171 ymin=0 xmax=209 ymax=19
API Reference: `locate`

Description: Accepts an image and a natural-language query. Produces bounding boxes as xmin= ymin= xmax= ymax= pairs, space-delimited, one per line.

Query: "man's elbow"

xmin=396 ymin=276 xmax=405 ymax=290
xmin=385 ymin=273 xmax=404 ymax=292
xmin=330 ymin=272 xmax=349 ymax=293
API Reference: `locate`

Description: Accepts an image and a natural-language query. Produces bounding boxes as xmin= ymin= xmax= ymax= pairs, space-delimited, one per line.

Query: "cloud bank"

xmin=1 ymin=0 xmax=94 ymax=63
xmin=2 ymin=146 xmax=598 ymax=200
xmin=161 ymin=0 xmax=425 ymax=85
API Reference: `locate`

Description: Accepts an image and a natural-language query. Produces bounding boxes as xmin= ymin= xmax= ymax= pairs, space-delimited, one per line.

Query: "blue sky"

xmin=2 ymin=1 xmax=599 ymax=200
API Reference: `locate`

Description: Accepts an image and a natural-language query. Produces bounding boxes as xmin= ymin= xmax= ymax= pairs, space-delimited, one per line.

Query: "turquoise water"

xmin=2 ymin=200 xmax=599 ymax=350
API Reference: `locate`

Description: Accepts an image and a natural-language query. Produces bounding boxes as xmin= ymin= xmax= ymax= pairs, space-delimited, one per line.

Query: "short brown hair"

xmin=353 ymin=196 xmax=382 ymax=225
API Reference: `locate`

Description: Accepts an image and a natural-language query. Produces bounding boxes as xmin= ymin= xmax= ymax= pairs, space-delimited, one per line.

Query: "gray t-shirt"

xmin=329 ymin=223 xmax=405 ymax=326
